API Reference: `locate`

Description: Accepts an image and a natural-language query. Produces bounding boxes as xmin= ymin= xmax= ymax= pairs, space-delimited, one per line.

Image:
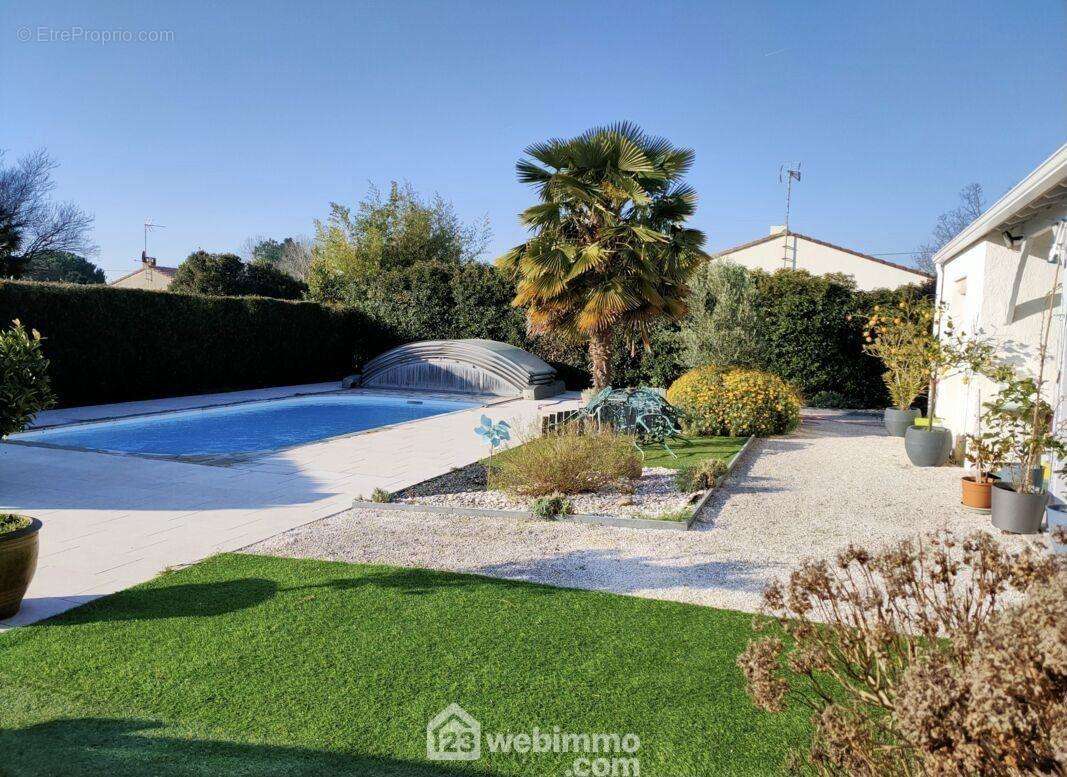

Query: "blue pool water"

xmin=15 ymin=394 xmax=477 ymax=456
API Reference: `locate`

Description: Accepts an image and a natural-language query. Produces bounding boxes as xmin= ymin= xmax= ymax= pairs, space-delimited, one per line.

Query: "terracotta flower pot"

xmin=961 ymin=475 xmax=997 ymax=510
xmin=0 ymin=517 xmax=41 ymax=619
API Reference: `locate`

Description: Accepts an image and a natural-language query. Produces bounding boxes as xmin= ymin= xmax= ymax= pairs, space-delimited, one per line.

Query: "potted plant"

xmin=904 ymin=311 xmax=997 ymax=467
xmin=0 ymin=320 xmax=55 ymax=618
xmin=1047 ymin=501 xmax=1067 ymax=554
xmin=861 ymin=297 xmax=931 ymax=437
xmin=983 ymin=375 xmax=1064 ymax=534
xmin=959 ymin=430 xmax=1003 ymax=510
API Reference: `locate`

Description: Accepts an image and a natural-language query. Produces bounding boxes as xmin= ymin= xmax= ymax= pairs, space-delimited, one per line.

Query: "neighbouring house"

xmin=713 ymin=226 xmax=932 ymax=291
xmin=933 ymin=142 xmax=1067 ymax=483
xmin=109 ymin=252 xmax=178 ymax=290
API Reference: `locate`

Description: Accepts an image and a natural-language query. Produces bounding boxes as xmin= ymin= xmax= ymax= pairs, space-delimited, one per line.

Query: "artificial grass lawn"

xmin=0 ymin=555 xmax=808 ymax=776
xmin=641 ymin=435 xmax=747 ymax=470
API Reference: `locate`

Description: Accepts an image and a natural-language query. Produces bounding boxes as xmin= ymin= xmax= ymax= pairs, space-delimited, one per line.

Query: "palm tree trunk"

xmin=588 ymin=330 xmax=612 ymax=391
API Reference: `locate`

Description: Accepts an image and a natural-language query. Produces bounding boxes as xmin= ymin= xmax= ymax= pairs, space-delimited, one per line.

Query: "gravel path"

xmin=247 ymin=410 xmax=1047 ymax=613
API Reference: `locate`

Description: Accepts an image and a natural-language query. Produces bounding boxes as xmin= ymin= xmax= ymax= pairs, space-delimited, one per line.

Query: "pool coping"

xmin=5 ymin=388 xmax=516 ymax=467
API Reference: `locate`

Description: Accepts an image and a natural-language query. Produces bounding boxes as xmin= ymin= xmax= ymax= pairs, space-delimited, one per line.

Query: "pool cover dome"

xmin=356 ymin=339 xmax=564 ymax=399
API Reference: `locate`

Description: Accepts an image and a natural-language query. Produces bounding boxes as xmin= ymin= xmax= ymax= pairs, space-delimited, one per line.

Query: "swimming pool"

xmin=13 ymin=394 xmax=478 ymax=457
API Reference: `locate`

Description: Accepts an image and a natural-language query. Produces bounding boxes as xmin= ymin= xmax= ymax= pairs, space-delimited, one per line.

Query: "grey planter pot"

xmin=883 ymin=407 xmax=920 ymax=437
xmin=904 ymin=425 xmax=952 ymax=467
xmin=998 ymin=464 xmax=1045 ymax=492
xmin=1047 ymin=504 xmax=1067 ymax=554
xmin=991 ymin=483 xmax=1047 ymax=534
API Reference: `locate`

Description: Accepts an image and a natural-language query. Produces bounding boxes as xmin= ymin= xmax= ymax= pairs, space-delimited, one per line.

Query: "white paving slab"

xmin=0 ymin=384 xmax=580 ymax=627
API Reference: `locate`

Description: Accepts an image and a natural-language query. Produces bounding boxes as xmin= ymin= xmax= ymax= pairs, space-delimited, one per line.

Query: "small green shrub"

xmin=808 ymin=390 xmax=852 ymax=409
xmin=634 ymin=508 xmax=693 ymax=522
xmin=667 ymin=366 xmax=801 ymax=437
xmin=0 ymin=514 xmax=31 ymax=535
xmin=370 ymin=488 xmax=392 ymax=503
xmin=0 ymin=319 xmax=55 ymax=438
xmin=491 ymin=427 xmax=642 ymax=497
xmin=530 ymin=494 xmax=573 ymax=519
xmin=674 ymin=458 xmax=729 ymax=491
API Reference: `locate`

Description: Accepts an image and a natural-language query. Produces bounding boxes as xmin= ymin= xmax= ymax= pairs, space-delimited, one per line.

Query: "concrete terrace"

xmin=0 ymin=384 xmax=580 ymax=627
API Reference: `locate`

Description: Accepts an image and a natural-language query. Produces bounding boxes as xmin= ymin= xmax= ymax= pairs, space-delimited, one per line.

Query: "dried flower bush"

xmin=489 ymin=425 xmax=642 ymax=497
xmin=737 ymin=531 xmax=1064 ymax=776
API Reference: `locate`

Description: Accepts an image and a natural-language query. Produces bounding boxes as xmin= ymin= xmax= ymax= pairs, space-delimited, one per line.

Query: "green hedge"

xmin=0 ymin=281 xmax=379 ymax=407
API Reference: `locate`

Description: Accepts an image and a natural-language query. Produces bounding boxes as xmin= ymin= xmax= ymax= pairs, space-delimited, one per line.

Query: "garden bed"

xmin=396 ymin=462 xmax=694 ymax=518
xmin=388 ymin=435 xmax=752 ymax=530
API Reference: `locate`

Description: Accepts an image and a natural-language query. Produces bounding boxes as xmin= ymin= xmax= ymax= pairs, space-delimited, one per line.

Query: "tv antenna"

xmin=143 ymin=218 xmax=166 ymax=257
xmin=778 ymin=163 xmax=802 ymax=231
xmin=778 ymin=163 xmax=802 ymax=269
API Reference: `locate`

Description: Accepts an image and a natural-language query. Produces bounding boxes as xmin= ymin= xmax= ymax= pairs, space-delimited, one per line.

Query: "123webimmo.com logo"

xmin=426 ymin=704 xmax=641 ymax=775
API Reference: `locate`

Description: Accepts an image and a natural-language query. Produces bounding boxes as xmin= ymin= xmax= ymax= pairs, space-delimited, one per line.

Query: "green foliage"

xmin=0 ymin=281 xmax=377 ymax=407
xmin=530 ymin=493 xmax=573 ymax=519
xmin=668 ymin=366 xmax=801 ymax=437
xmin=0 ymin=514 xmax=31 ymax=535
xmin=634 ymin=507 xmax=693 ymax=522
xmin=682 ymin=260 xmax=760 ymax=370
xmin=674 ymin=457 xmax=728 ymax=492
xmin=370 ymin=488 xmax=392 ymax=504
xmin=23 ymin=251 xmax=105 ymax=284
xmin=808 ymin=390 xmax=852 ymax=409
xmin=491 ymin=427 xmax=643 ymax=496
xmin=308 ymin=182 xmax=488 ymax=303
xmin=498 ymin=122 xmax=707 ymax=389
xmin=674 ymin=267 xmax=934 ymax=408
xmin=747 ymin=270 xmax=880 ymax=407
xmin=640 ymin=435 xmax=746 ymax=470
xmin=0 ymin=319 xmax=55 ymax=437
xmin=334 ymin=260 xmax=526 ymax=348
xmin=170 ymin=251 xmax=306 ymax=300
xmin=983 ymin=375 xmax=1065 ymax=494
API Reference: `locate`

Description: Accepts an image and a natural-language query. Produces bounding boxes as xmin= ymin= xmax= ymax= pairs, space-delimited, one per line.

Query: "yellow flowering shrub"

xmin=667 ymin=366 xmax=801 ymax=436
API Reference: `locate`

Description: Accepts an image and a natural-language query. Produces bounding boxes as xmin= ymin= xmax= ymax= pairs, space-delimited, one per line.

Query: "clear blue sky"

xmin=2 ymin=0 xmax=1065 ymax=279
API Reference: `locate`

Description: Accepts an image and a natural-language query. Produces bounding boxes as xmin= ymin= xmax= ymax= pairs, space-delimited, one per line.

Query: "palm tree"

xmin=497 ymin=122 xmax=707 ymax=390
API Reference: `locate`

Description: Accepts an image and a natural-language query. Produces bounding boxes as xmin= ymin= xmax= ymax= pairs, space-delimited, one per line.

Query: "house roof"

xmin=108 ymin=264 xmax=178 ymax=285
xmin=713 ymin=230 xmax=933 ymax=279
xmin=934 ymin=141 xmax=1067 ymax=267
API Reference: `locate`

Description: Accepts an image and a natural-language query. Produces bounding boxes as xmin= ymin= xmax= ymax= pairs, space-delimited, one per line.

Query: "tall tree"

xmin=241 ymin=235 xmax=313 ymax=281
xmin=682 ymin=261 xmax=759 ymax=370
xmin=307 ymin=182 xmax=489 ymax=303
xmin=170 ymin=250 xmax=306 ymax=299
xmin=914 ymin=183 xmax=984 ymax=273
xmin=23 ymin=250 xmax=106 ymax=284
xmin=0 ymin=149 xmax=95 ymax=279
xmin=497 ymin=122 xmax=707 ymax=389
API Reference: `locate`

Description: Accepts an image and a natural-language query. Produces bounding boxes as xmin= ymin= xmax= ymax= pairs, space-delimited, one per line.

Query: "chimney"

xmin=141 ymin=250 xmax=157 ymax=268
xmin=768 ymin=225 xmax=787 ymax=236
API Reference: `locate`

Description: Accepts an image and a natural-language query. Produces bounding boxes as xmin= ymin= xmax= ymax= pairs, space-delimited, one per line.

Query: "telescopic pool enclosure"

xmin=354 ymin=339 xmax=565 ymax=399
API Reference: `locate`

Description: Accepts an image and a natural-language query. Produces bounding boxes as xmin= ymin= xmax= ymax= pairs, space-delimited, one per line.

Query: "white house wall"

xmin=935 ymin=240 xmax=989 ymax=440
xmin=937 ymin=229 xmax=1064 ymax=443
xmin=721 ymin=235 xmax=928 ymax=291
